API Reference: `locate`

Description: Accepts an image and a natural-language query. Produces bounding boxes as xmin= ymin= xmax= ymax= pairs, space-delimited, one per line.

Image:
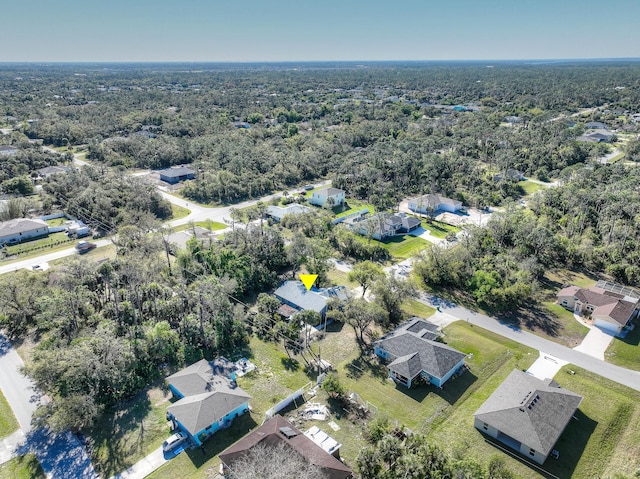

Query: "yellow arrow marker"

xmin=299 ymin=274 xmax=318 ymax=291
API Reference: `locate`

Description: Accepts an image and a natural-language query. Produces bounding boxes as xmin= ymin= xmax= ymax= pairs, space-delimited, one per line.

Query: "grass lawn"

xmin=518 ymin=179 xmax=544 ymax=195
xmin=88 ymin=384 xmax=174 ymax=478
xmin=0 ymin=454 xmax=45 ymax=479
xmin=172 ymin=221 xmax=227 ymax=233
xmin=326 ymin=268 xmax=359 ymax=290
xmin=421 ymin=219 xmax=460 ymax=239
xmin=0 ymin=389 xmax=19 ymax=438
xmin=3 ymin=232 xmax=74 ymax=257
xmin=605 ymin=319 xmax=640 ymax=370
xmin=334 ymin=199 xmax=374 ymax=218
xmin=378 ymin=235 xmax=430 ymax=260
xmin=402 ymin=298 xmax=436 ymax=319
xmin=45 ymin=217 xmax=67 ymax=227
xmin=170 ymin=204 xmax=191 ymax=221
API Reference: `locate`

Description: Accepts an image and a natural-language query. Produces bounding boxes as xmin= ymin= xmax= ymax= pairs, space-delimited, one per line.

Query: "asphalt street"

xmin=421 ymin=294 xmax=640 ymax=392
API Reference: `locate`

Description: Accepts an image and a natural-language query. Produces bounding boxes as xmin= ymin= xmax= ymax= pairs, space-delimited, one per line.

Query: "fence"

xmin=264 ymin=381 xmax=313 ymax=422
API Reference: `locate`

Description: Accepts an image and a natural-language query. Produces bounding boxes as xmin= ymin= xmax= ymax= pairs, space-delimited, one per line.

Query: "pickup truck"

xmin=76 ymin=241 xmax=97 ymax=254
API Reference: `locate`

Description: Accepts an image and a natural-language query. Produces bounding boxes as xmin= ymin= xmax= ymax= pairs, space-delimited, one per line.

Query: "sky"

xmin=2 ymin=0 xmax=639 ymax=62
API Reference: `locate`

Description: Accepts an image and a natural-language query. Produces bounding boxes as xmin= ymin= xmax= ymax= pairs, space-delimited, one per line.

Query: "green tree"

xmin=347 ymin=260 xmax=385 ymax=297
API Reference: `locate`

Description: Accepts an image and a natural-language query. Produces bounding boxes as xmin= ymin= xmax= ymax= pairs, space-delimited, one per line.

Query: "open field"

xmin=379 ymin=235 xmax=430 ymax=259
xmin=0 ymin=454 xmax=45 ymax=479
xmin=0 ymin=389 xmax=19 ymax=438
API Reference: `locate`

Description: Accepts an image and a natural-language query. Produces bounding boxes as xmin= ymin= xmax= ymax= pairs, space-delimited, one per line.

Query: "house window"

xmin=482 ymin=423 xmax=488 ymax=431
xmin=529 ymin=448 xmax=536 ymax=456
xmin=561 ymin=300 xmax=567 ymax=306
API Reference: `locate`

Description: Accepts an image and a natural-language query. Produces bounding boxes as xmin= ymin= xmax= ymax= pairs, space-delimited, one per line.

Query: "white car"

xmin=162 ymin=432 xmax=188 ymax=452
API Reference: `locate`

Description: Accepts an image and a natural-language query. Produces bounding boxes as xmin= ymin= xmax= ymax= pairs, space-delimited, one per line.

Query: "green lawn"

xmin=421 ymin=219 xmax=460 ymax=239
xmin=541 ymin=301 xmax=590 ymax=346
xmin=170 ymin=204 xmax=191 ymax=220
xmin=2 ymin=232 xmax=74 ymax=258
xmin=518 ymin=179 xmax=544 ymax=195
xmin=326 ymin=268 xmax=359 ymax=290
xmin=402 ymin=298 xmax=436 ymax=319
xmin=605 ymin=319 xmax=640 ymax=370
xmin=172 ymin=221 xmax=227 ymax=233
xmin=45 ymin=217 xmax=67 ymax=227
xmin=88 ymin=385 xmax=174 ymax=478
xmin=0 ymin=454 xmax=45 ymax=479
xmin=0 ymin=390 xmax=19 ymax=438
xmin=334 ymin=199 xmax=375 ymax=218
xmin=377 ymin=235 xmax=430 ymax=260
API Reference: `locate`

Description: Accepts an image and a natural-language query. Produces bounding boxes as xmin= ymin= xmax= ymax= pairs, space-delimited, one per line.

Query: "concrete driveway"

xmin=573 ymin=327 xmax=614 ymax=361
xmin=526 ymin=352 xmax=568 ymax=380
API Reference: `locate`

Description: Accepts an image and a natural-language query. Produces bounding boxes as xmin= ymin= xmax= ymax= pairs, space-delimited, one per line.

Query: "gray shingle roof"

xmin=274 ymin=281 xmax=347 ymax=313
xmin=315 ymin=187 xmax=344 ymax=197
xmin=474 ymin=370 xmax=582 ymax=455
xmin=167 ymin=359 xmax=251 ymax=436
xmin=376 ymin=318 xmax=464 ymax=380
xmin=0 ymin=218 xmax=48 ymax=237
xmin=158 ymin=166 xmax=195 ymax=178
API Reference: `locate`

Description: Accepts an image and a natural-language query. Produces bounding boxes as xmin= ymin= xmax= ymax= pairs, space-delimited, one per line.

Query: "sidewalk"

xmin=110 ymin=447 xmax=168 ymax=479
xmin=0 ymin=429 xmax=25 ymax=465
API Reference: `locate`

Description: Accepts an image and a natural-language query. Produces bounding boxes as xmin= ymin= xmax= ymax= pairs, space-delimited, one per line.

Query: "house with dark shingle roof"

xmin=166 ymin=359 xmax=251 ymax=446
xmin=557 ymin=284 xmax=638 ymax=335
xmin=219 ymin=414 xmax=352 ymax=479
xmin=374 ymin=317 xmax=466 ymax=388
xmin=0 ymin=145 xmax=18 ymax=156
xmin=344 ymin=212 xmax=421 ymax=240
xmin=474 ymin=369 xmax=582 ymax=465
xmin=158 ymin=165 xmax=196 ymax=184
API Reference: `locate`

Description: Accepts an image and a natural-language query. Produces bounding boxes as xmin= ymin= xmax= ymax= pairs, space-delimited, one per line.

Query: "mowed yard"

xmin=114 ymin=319 xmax=640 ymax=479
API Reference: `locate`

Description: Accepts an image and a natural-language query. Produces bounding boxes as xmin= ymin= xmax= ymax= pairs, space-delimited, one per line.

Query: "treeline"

xmin=0 ymin=230 xmax=248 ymax=432
xmin=414 ymin=163 xmax=640 ymax=309
xmin=41 ymin=167 xmax=173 ymax=230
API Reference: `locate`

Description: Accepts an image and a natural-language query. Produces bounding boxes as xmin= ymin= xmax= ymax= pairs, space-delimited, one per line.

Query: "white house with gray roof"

xmin=374 ymin=318 xmax=466 ymax=388
xmin=265 ymin=203 xmax=311 ymax=222
xmin=0 ymin=218 xmax=49 ymax=245
xmin=166 ymin=359 xmax=251 ymax=446
xmin=474 ymin=369 xmax=582 ymax=465
xmin=309 ymin=187 xmax=345 ymax=207
xmin=408 ymin=193 xmax=462 ymax=214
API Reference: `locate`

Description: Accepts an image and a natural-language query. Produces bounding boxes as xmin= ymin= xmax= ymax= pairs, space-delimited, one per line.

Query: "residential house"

xmin=407 ymin=194 xmax=462 ymax=214
xmin=166 ymin=359 xmax=251 ymax=446
xmin=219 ymin=414 xmax=352 ymax=479
xmin=265 ymin=203 xmax=311 ymax=222
xmin=0 ymin=145 xmax=18 ymax=156
xmin=232 ymin=121 xmax=251 ymax=129
xmin=158 ymin=166 xmax=196 ymax=184
xmin=577 ymin=129 xmax=615 ymax=143
xmin=585 ymin=121 xmax=608 ymax=129
xmin=344 ymin=212 xmax=421 ymax=240
xmin=474 ymin=369 xmax=582 ymax=465
xmin=274 ymin=280 xmax=348 ymax=321
xmin=0 ymin=218 xmax=49 ymax=245
xmin=557 ymin=284 xmax=638 ymax=335
xmin=374 ymin=317 xmax=466 ymax=388
xmin=36 ymin=165 xmax=70 ymax=178
xmin=309 ymin=188 xmax=345 ymax=207
xmin=494 ymin=169 xmax=526 ymax=181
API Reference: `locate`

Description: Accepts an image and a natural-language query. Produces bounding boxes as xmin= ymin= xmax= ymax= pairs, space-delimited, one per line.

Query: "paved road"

xmin=0 ymin=335 xmax=40 ymax=431
xmin=421 ymin=294 xmax=640 ymax=392
xmin=0 ymin=332 xmax=97 ymax=477
xmin=0 ymin=239 xmax=111 ymax=275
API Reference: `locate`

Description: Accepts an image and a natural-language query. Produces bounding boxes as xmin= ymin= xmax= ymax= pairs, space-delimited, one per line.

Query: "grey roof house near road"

xmin=274 ymin=280 xmax=348 ymax=321
xmin=474 ymin=369 xmax=582 ymax=465
xmin=374 ymin=318 xmax=466 ymax=388
xmin=158 ymin=165 xmax=196 ymax=184
xmin=166 ymin=359 xmax=251 ymax=446
xmin=0 ymin=218 xmax=49 ymax=245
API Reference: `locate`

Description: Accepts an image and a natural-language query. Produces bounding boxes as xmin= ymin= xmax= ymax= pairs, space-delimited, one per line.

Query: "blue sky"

xmin=2 ymin=0 xmax=639 ymax=62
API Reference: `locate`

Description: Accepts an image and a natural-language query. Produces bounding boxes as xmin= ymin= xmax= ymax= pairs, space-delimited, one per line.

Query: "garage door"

xmin=594 ymin=319 xmax=619 ymax=335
